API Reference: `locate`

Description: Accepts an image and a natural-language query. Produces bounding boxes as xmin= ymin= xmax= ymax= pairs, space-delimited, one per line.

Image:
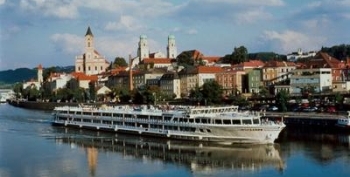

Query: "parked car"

xmin=326 ymin=106 xmax=336 ymax=113
xmin=303 ymin=106 xmax=318 ymax=112
xmin=267 ymin=106 xmax=279 ymax=111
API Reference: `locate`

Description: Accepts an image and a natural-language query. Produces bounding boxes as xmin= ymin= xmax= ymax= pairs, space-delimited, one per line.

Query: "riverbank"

xmin=7 ymin=100 xmax=96 ymax=110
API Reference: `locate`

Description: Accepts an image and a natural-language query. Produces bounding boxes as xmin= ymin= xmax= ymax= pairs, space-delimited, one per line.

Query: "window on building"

xmin=88 ymin=66 xmax=91 ymax=71
xmin=95 ymin=66 xmax=97 ymax=71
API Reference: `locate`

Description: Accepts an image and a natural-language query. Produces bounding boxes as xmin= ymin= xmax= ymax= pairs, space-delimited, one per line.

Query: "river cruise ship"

xmin=52 ymin=105 xmax=285 ymax=144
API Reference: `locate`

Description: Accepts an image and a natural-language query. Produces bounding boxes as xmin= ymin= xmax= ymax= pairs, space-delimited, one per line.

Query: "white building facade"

xmin=290 ymin=68 xmax=332 ymax=94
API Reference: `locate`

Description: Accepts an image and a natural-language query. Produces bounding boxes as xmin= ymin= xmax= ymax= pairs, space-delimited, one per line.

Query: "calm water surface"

xmin=0 ymin=103 xmax=349 ymax=177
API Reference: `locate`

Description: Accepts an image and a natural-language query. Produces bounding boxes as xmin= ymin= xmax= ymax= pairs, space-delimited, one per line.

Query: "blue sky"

xmin=1 ymin=0 xmax=350 ymax=70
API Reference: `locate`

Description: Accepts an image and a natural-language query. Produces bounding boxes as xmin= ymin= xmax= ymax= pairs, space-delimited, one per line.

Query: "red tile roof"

xmin=202 ymin=56 xmax=220 ymax=63
xmin=264 ymin=60 xmax=296 ymax=68
xmin=233 ymin=60 xmax=265 ymax=68
xmin=71 ymin=72 xmax=98 ymax=81
xmin=197 ymin=66 xmax=224 ymax=73
xmin=305 ymin=52 xmax=342 ymax=69
xmin=142 ymin=58 xmax=172 ymax=64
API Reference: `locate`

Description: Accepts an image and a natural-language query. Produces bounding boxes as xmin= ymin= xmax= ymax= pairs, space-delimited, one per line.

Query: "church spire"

xmin=85 ymin=26 xmax=93 ymax=37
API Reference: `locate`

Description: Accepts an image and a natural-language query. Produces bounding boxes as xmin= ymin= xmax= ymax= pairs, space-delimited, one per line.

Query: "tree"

xmin=89 ymin=81 xmax=96 ymax=102
xmin=113 ymin=57 xmax=128 ymax=68
xmin=232 ymin=46 xmax=248 ymax=64
xmin=201 ymin=80 xmax=223 ymax=105
xmin=43 ymin=67 xmax=56 ymax=82
xmin=276 ymin=90 xmax=289 ymax=112
xmin=189 ymin=84 xmax=203 ymax=105
xmin=13 ymin=82 xmax=23 ymax=98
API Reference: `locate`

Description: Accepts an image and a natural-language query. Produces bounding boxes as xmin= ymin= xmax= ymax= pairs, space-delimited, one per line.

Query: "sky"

xmin=0 ymin=0 xmax=350 ymax=70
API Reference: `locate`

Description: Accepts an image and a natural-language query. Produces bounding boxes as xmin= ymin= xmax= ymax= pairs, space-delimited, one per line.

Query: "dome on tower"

xmin=140 ymin=34 xmax=147 ymax=39
xmin=168 ymin=34 xmax=175 ymax=39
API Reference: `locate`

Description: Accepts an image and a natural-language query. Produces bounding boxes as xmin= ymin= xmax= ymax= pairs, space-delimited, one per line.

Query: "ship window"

xmin=215 ymin=119 xmax=222 ymax=124
xmin=232 ymin=120 xmax=241 ymax=125
xmin=103 ymin=120 xmax=111 ymax=124
xmin=207 ymin=129 xmax=211 ymax=133
xmin=253 ymin=118 xmax=260 ymax=124
xmin=200 ymin=129 xmax=204 ymax=132
xmin=223 ymin=119 xmax=231 ymax=125
xmin=189 ymin=119 xmax=194 ymax=123
xmin=93 ymin=120 xmax=100 ymax=123
xmin=75 ymin=118 xmax=81 ymax=122
xmin=201 ymin=118 xmax=208 ymax=124
xmin=103 ymin=113 xmax=112 ymax=117
xmin=173 ymin=118 xmax=178 ymax=122
xmin=93 ymin=112 xmax=100 ymax=116
xmin=195 ymin=118 xmax=201 ymax=123
xmin=242 ymin=119 xmax=252 ymax=124
xmin=164 ymin=116 xmax=172 ymax=121
xmin=83 ymin=119 xmax=90 ymax=122
xmin=138 ymin=115 xmax=148 ymax=119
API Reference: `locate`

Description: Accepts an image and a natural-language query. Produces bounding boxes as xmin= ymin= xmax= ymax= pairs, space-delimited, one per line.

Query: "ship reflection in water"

xmin=53 ymin=128 xmax=285 ymax=176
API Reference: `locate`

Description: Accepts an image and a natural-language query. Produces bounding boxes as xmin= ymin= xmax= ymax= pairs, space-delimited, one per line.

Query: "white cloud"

xmin=105 ymin=15 xmax=143 ymax=31
xmin=261 ymin=30 xmax=326 ymax=53
xmin=19 ymin=0 xmax=78 ymax=19
xmin=50 ymin=33 xmax=83 ymax=54
xmin=0 ymin=0 xmax=6 ymax=6
xmin=186 ymin=29 xmax=198 ymax=35
xmin=235 ymin=7 xmax=273 ymax=24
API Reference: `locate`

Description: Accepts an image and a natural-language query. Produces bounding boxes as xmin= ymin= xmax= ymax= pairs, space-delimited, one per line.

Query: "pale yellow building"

xmin=75 ymin=26 xmax=110 ymax=76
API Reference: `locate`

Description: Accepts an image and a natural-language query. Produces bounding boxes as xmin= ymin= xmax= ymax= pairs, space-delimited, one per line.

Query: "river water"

xmin=0 ymin=103 xmax=349 ymax=177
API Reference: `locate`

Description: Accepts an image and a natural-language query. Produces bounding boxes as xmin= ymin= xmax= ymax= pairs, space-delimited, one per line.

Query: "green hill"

xmin=0 ymin=66 xmax=74 ymax=85
xmin=0 ymin=68 xmax=36 ymax=84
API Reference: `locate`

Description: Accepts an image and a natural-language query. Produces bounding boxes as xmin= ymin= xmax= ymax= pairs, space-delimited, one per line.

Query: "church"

xmin=75 ymin=27 xmax=110 ymax=76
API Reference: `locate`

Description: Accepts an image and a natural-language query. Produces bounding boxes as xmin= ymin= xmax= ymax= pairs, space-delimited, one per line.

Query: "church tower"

xmin=137 ymin=34 xmax=149 ymax=61
xmin=167 ymin=34 xmax=177 ymax=59
xmin=85 ymin=26 xmax=94 ymax=61
xmin=75 ymin=26 xmax=110 ymax=75
xmin=37 ymin=64 xmax=43 ymax=84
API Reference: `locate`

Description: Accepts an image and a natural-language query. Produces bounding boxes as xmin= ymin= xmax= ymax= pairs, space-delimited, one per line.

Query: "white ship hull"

xmin=52 ymin=105 xmax=285 ymax=144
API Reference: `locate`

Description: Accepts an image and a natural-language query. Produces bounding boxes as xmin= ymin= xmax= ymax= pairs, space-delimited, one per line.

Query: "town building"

xmin=75 ymin=26 xmax=110 ymax=75
xmin=23 ymin=64 xmax=43 ymax=90
xmin=216 ymin=68 xmax=245 ymax=96
xmin=131 ymin=35 xmax=178 ymax=69
xmin=290 ymin=68 xmax=332 ymax=94
xmin=159 ymin=72 xmax=181 ymax=99
xmin=287 ymin=48 xmax=317 ymax=62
